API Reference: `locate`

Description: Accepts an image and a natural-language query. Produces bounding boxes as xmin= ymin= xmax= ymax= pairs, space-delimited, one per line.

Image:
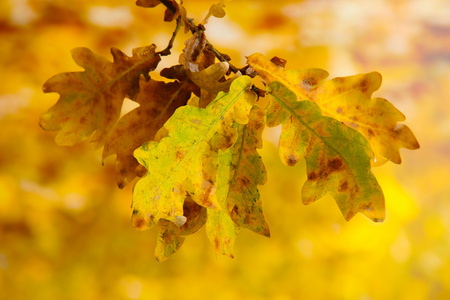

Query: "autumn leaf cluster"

xmin=40 ymin=0 xmax=419 ymax=261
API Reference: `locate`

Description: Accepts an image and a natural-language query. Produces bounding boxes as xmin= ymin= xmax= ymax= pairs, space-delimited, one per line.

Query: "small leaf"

xmin=41 ymin=45 xmax=160 ymax=148
xmin=103 ymin=76 xmax=197 ymax=188
xmin=247 ymin=53 xmax=419 ymax=165
xmin=155 ymin=196 xmax=207 ymax=262
xmin=131 ymin=76 xmax=256 ymax=230
xmin=203 ymin=0 xmax=228 ymax=23
xmin=268 ymin=82 xmax=385 ymax=222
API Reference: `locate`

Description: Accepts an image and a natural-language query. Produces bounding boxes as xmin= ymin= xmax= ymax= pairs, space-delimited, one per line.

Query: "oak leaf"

xmin=206 ymin=106 xmax=269 ymax=257
xmin=103 ymin=75 xmax=197 ymax=188
xmin=312 ymin=73 xmax=420 ymax=164
xmin=131 ymin=76 xmax=256 ymax=230
xmin=268 ymin=82 xmax=385 ymax=222
xmin=247 ymin=53 xmax=419 ymax=165
xmin=41 ymin=45 xmax=161 ymax=148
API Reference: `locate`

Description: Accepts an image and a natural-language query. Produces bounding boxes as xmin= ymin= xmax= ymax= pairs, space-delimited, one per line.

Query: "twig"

xmin=158 ymin=1 xmax=243 ymax=74
xmin=206 ymin=42 xmax=240 ymax=73
xmin=158 ymin=16 xmax=181 ymax=56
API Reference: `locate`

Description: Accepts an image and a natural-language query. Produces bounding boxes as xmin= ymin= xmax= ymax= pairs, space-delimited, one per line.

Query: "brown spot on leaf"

xmin=117 ymin=181 xmax=125 ymax=189
xmin=214 ymin=236 xmax=220 ymax=250
xmin=328 ymin=157 xmax=343 ymax=171
xmin=200 ymin=180 xmax=215 ymax=208
xmin=308 ymin=172 xmax=317 ymax=180
xmin=368 ymin=128 xmax=375 ymax=138
xmin=360 ymin=78 xmax=369 ymax=93
xmin=340 ymin=181 xmax=348 ymax=191
xmin=231 ymin=205 xmax=239 ymax=218
xmin=132 ymin=217 xmax=146 ymax=230
xmin=286 ymin=154 xmax=298 ymax=166
xmin=254 ymin=120 xmax=264 ymax=130
xmin=175 ymin=150 xmax=184 ymax=160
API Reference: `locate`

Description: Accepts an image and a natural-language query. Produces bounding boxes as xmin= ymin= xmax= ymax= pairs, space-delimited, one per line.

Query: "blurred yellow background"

xmin=1 ymin=0 xmax=449 ymax=299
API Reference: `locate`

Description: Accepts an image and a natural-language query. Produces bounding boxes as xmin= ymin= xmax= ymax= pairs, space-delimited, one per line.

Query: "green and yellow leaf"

xmin=312 ymin=72 xmax=420 ymax=164
xmin=131 ymin=76 xmax=256 ymax=230
xmin=206 ymin=106 xmax=269 ymax=257
xmin=247 ymin=53 xmax=419 ymax=165
xmin=268 ymin=82 xmax=385 ymax=222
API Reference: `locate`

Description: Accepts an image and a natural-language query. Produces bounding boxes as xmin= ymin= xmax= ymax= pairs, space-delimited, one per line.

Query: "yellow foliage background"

xmin=1 ymin=0 xmax=449 ymax=299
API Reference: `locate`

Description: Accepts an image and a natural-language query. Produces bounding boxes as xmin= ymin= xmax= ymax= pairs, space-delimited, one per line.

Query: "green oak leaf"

xmin=131 ymin=76 xmax=256 ymax=230
xmin=268 ymin=81 xmax=385 ymax=222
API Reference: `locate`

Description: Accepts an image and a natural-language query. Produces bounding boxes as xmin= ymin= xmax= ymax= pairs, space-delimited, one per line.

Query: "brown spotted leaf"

xmin=206 ymin=106 xmax=269 ymax=257
xmin=155 ymin=196 xmax=207 ymax=262
xmin=41 ymin=45 xmax=161 ymax=148
xmin=131 ymin=76 xmax=256 ymax=231
xmin=312 ymin=72 xmax=420 ymax=164
xmin=103 ymin=76 xmax=197 ymax=188
xmin=268 ymin=81 xmax=385 ymax=222
xmin=247 ymin=53 xmax=419 ymax=165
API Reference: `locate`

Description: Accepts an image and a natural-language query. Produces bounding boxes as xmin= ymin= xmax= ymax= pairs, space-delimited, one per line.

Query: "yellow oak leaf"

xmin=41 ymin=45 xmax=161 ymax=148
xmin=131 ymin=76 xmax=256 ymax=231
xmin=312 ymin=72 xmax=420 ymax=164
xmin=247 ymin=53 xmax=419 ymax=165
xmin=103 ymin=75 xmax=197 ymax=188
xmin=268 ymin=82 xmax=385 ymax=222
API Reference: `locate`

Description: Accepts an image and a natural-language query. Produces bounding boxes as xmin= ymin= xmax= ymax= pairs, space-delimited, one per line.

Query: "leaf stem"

xmin=206 ymin=41 xmax=240 ymax=73
xmin=158 ymin=16 xmax=182 ymax=56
